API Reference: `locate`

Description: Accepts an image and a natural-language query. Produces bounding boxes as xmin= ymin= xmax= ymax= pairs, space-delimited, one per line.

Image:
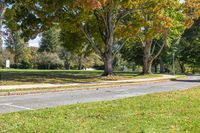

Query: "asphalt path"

xmin=0 ymin=76 xmax=200 ymax=114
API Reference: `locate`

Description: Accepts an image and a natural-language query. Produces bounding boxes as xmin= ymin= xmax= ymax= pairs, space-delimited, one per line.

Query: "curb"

xmin=0 ymin=77 xmax=177 ymax=96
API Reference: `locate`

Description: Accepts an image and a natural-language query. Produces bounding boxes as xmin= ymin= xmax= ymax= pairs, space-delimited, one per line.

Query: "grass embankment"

xmin=0 ymin=87 xmax=199 ymax=132
xmin=0 ymin=69 xmax=162 ymax=85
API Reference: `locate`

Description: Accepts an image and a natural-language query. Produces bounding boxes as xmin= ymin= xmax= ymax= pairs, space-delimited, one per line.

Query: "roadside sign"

xmin=6 ymin=60 xmax=10 ymax=68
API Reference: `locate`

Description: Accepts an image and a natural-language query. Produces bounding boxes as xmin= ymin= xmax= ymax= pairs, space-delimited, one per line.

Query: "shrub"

xmin=35 ymin=52 xmax=64 ymax=69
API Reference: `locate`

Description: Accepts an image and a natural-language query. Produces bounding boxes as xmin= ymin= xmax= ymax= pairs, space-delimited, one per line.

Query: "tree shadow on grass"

xmin=0 ymin=72 xmax=103 ymax=85
xmin=172 ymin=79 xmax=200 ymax=82
xmin=0 ymin=71 xmax=144 ymax=85
xmin=171 ymin=75 xmax=200 ymax=83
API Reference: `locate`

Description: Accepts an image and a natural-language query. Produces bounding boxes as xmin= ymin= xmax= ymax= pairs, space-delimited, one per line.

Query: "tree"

xmin=56 ymin=47 xmax=74 ymax=70
xmin=177 ymin=18 xmax=200 ymax=73
xmin=0 ymin=0 xmax=6 ymax=67
xmin=129 ymin=0 xmax=186 ymax=74
xmin=76 ymin=1 xmax=132 ymax=75
xmin=4 ymin=0 xmax=134 ymax=76
xmin=120 ymin=42 xmax=143 ymax=70
xmin=4 ymin=28 xmax=32 ymax=68
xmin=36 ymin=52 xmax=64 ymax=69
xmin=184 ymin=0 xmax=200 ymax=26
xmin=38 ymin=27 xmax=60 ymax=53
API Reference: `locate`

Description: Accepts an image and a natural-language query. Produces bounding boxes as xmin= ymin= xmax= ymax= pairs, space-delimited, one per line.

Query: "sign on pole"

xmin=6 ymin=60 xmax=10 ymax=68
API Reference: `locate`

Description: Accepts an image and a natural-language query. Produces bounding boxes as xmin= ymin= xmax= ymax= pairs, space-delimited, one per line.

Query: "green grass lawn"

xmin=0 ymin=69 xmax=162 ymax=85
xmin=0 ymin=87 xmax=199 ymax=133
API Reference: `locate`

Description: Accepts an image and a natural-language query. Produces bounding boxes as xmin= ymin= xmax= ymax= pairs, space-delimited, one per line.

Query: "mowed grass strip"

xmin=0 ymin=87 xmax=199 ymax=133
xmin=0 ymin=69 xmax=162 ymax=85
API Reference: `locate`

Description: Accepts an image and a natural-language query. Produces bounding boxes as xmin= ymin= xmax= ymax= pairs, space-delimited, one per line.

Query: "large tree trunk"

xmin=78 ymin=56 xmax=82 ymax=70
xmin=103 ymin=55 xmax=113 ymax=76
xmin=160 ymin=57 xmax=165 ymax=73
xmin=102 ymin=4 xmax=114 ymax=76
xmin=143 ymin=60 xmax=153 ymax=74
xmin=154 ymin=64 xmax=158 ymax=73
xmin=81 ymin=2 xmax=120 ymax=76
xmin=178 ymin=61 xmax=185 ymax=74
xmin=142 ymin=33 xmax=167 ymax=75
xmin=143 ymin=40 xmax=153 ymax=74
xmin=103 ymin=29 xmax=114 ymax=76
xmin=0 ymin=4 xmax=6 ymax=68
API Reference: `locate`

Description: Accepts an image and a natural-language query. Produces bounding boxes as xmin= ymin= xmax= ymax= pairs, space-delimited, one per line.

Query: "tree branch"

xmin=94 ymin=11 xmax=106 ymax=43
xmin=152 ymin=36 xmax=166 ymax=61
xmin=0 ymin=5 xmax=6 ymax=18
xmin=80 ymin=25 xmax=105 ymax=61
xmin=151 ymin=40 xmax=161 ymax=55
xmin=138 ymin=36 xmax=146 ymax=47
xmin=114 ymin=10 xmax=130 ymax=31
xmin=113 ymin=37 xmax=129 ymax=58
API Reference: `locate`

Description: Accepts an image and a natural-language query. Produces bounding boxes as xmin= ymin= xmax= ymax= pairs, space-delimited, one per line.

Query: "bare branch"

xmin=114 ymin=10 xmax=130 ymax=31
xmin=94 ymin=11 xmax=106 ymax=43
xmin=138 ymin=36 xmax=146 ymax=47
xmin=80 ymin=25 xmax=105 ymax=61
xmin=113 ymin=37 xmax=129 ymax=58
xmin=152 ymin=36 xmax=166 ymax=61
xmin=151 ymin=40 xmax=161 ymax=55
xmin=0 ymin=6 xmax=6 ymax=18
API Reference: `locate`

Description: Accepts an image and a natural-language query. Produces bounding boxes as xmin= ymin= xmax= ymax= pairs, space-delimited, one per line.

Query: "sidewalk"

xmin=0 ymin=75 xmax=176 ymax=90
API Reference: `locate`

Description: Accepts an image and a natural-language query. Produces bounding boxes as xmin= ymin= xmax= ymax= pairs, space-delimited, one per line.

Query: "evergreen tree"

xmin=38 ymin=27 xmax=60 ymax=53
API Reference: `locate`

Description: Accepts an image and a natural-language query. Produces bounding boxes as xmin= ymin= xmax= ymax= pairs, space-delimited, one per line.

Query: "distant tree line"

xmin=2 ymin=27 xmax=103 ymax=70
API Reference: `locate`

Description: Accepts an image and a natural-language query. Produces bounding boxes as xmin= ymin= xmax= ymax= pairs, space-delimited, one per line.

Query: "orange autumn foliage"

xmin=76 ymin=0 xmax=108 ymax=10
xmin=185 ymin=0 xmax=200 ymax=16
xmin=184 ymin=0 xmax=200 ymax=27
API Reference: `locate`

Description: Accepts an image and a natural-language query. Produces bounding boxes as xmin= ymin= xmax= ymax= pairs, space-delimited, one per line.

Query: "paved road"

xmin=0 ymin=76 xmax=200 ymax=114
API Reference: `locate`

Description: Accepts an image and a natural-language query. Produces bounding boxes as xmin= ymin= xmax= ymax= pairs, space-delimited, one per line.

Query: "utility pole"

xmin=172 ymin=52 xmax=175 ymax=75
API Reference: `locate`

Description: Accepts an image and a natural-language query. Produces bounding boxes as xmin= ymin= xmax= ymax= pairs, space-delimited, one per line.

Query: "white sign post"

xmin=6 ymin=60 xmax=10 ymax=68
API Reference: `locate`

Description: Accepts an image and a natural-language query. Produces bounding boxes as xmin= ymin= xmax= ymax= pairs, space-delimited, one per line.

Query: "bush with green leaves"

xmin=36 ymin=52 xmax=64 ymax=69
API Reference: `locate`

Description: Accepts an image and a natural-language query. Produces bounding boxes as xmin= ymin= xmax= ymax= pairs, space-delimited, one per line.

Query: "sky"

xmin=28 ymin=36 xmax=40 ymax=47
xmin=28 ymin=0 xmax=185 ymax=48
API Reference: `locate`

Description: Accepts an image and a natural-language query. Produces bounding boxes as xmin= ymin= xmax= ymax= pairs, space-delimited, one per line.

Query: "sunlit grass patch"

xmin=0 ymin=87 xmax=199 ymax=132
